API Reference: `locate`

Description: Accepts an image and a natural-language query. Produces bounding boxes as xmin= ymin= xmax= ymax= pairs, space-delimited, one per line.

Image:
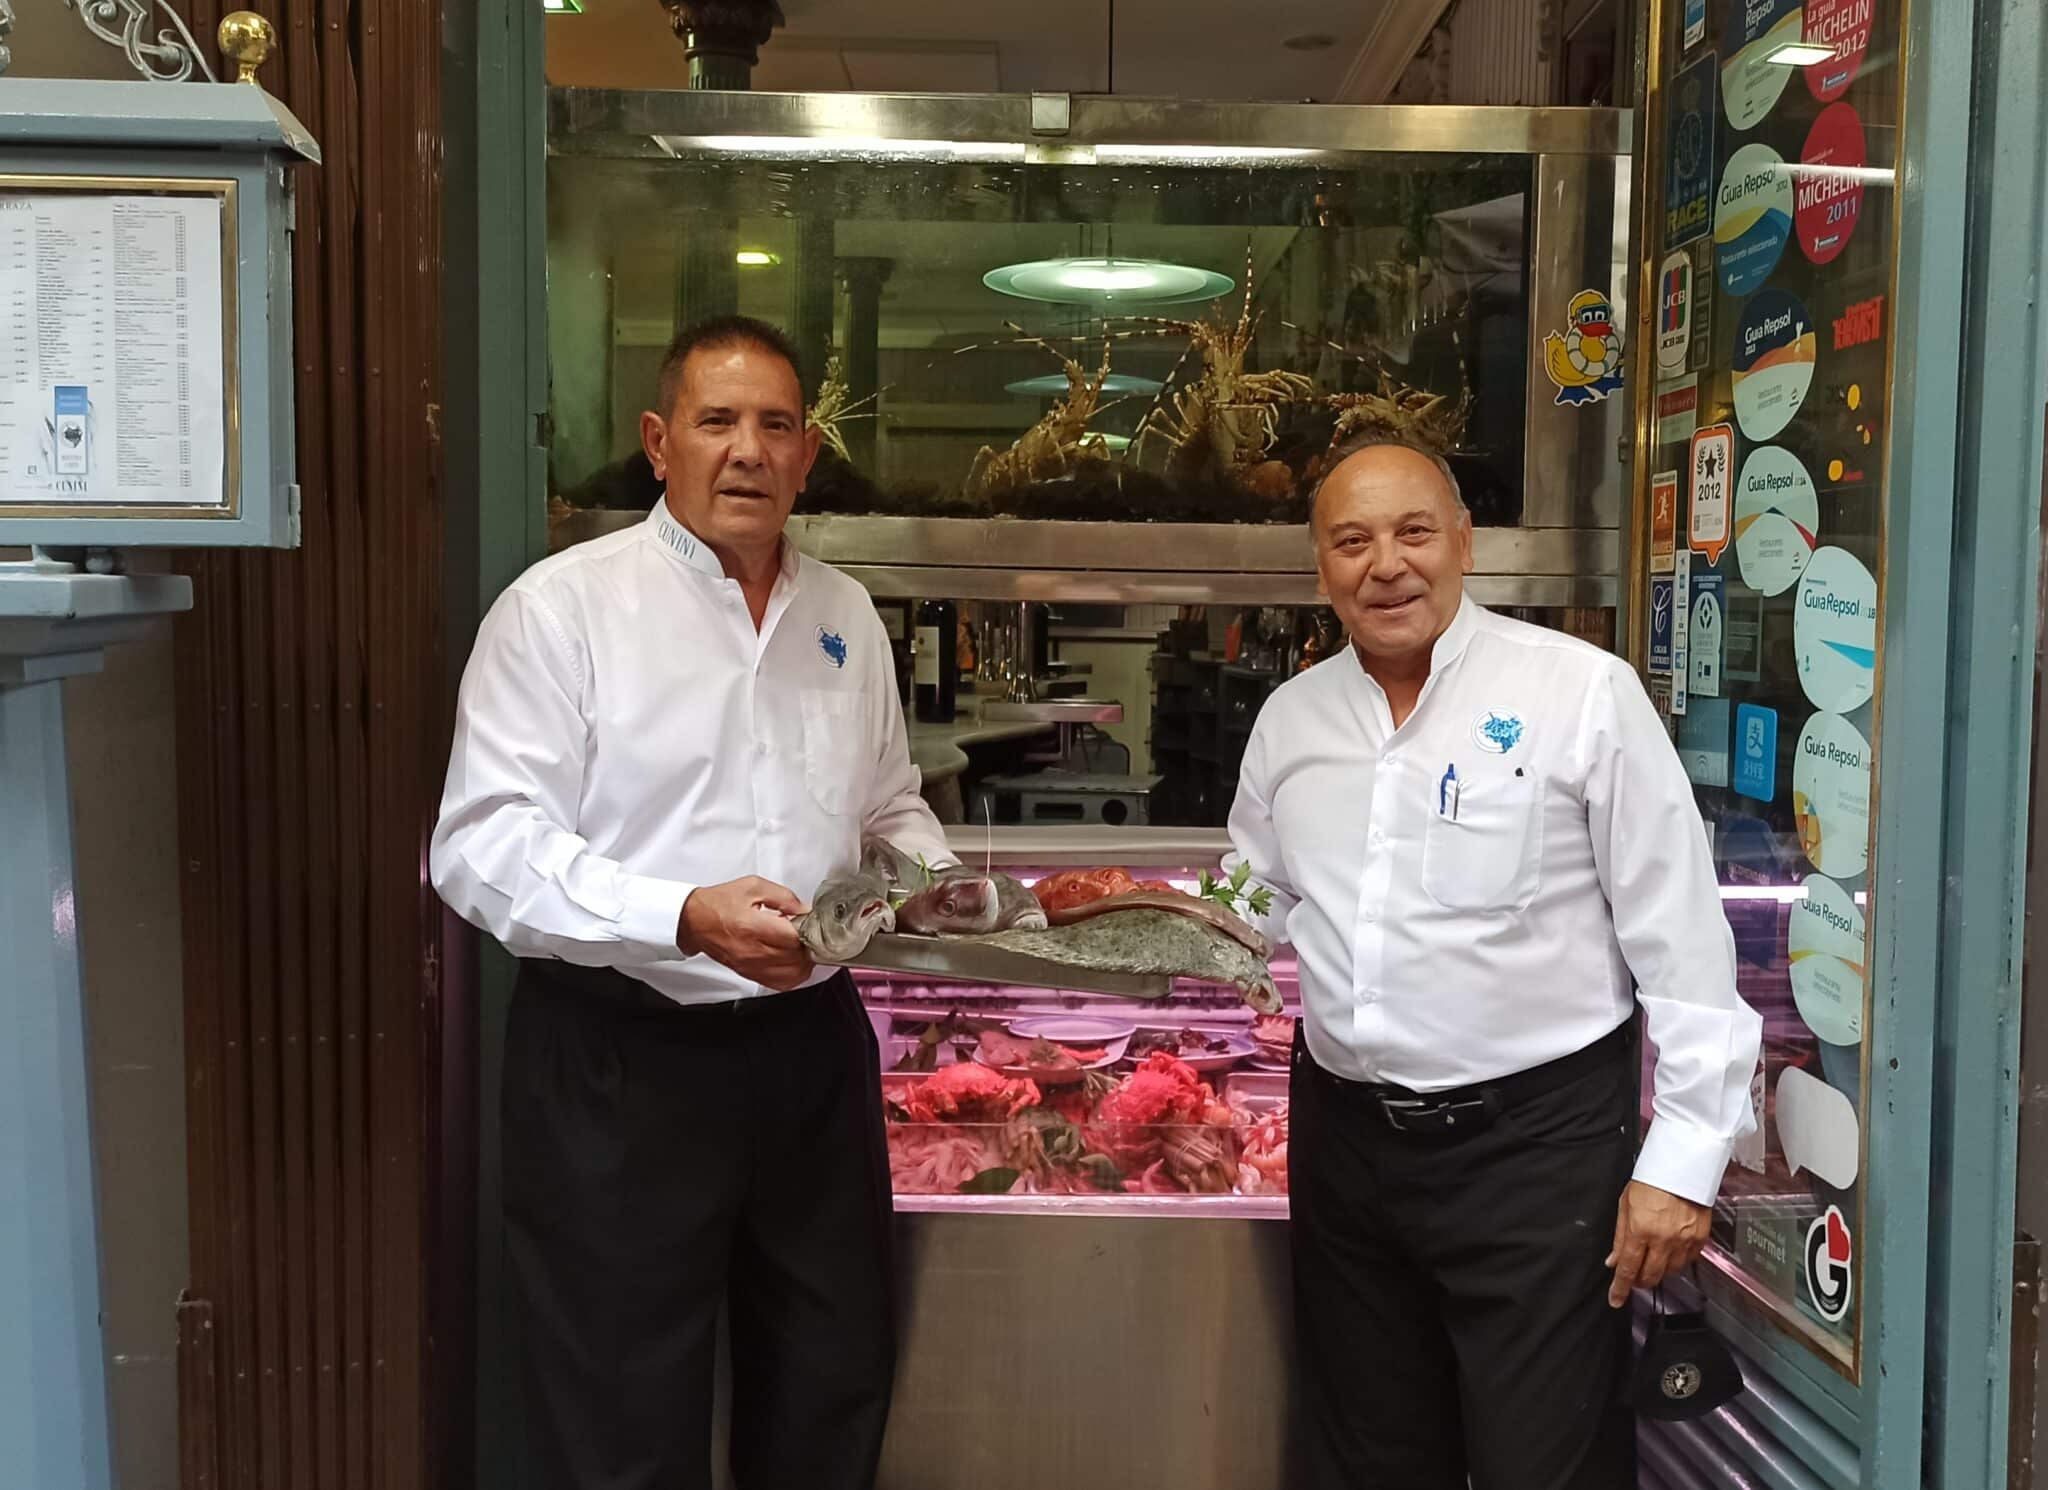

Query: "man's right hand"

xmin=676 ymin=877 xmax=814 ymax=990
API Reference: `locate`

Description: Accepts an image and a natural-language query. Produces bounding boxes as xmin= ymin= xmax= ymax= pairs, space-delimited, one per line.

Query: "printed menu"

xmin=0 ymin=189 xmax=228 ymax=510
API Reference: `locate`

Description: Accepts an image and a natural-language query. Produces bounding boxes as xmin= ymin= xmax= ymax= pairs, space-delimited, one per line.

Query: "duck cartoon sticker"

xmin=1542 ymin=290 xmax=1626 ymax=406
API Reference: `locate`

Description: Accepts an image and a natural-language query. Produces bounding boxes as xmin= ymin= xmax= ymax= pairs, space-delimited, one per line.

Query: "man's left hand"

xmin=1606 ymin=1180 xmax=1712 ymax=1307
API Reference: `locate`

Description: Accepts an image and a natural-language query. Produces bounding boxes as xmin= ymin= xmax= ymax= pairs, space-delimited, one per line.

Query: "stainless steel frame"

xmin=550 ymin=87 xmax=1627 ymax=158
xmin=549 ymin=511 xmax=1622 ymax=606
xmin=547 ymin=90 xmax=1630 ymax=610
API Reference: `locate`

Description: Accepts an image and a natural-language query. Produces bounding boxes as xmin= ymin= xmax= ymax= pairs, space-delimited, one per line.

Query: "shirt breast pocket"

xmin=799 ymin=689 xmax=872 ymax=817
xmin=1421 ymin=770 xmax=1543 ymax=912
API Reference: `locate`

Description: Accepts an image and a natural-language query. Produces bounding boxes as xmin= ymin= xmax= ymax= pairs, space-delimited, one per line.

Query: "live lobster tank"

xmin=541 ymin=90 xmax=1630 ymax=1489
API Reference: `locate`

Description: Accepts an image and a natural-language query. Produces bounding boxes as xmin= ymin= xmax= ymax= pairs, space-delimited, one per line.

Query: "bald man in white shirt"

xmin=432 ymin=317 xmax=949 ymax=1490
xmin=1223 ymin=438 xmax=1762 ymax=1490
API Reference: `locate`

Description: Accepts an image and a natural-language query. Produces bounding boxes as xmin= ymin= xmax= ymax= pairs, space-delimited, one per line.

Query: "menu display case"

xmin=1630 ymin=0 xmax=1901 ymax=1377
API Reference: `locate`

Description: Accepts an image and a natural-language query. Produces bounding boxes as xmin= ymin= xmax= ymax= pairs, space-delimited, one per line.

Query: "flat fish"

xmin=966 ymin=909 xmax=1282 ymax=1014
xmin=1045 ymin=891 xmax=1269 ymax=958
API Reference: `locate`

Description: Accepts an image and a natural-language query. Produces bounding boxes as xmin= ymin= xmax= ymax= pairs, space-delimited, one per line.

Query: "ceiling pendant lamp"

xmin=982 ymin=256 xmax=1234 ymax=307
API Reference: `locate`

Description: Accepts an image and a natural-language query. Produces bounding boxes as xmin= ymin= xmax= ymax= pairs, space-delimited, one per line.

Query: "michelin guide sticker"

xmin=1794 ymin=711 xmax=1873 ymax=879
xmin=1789 ymin=873 xmax=1866 ymax=1046
xmin=1804 ymin=0 xmax=1873 ymax=102
xmin=1721 ymin=0 xmax=1807 ymax=131
xmin=1795 ymin=103 xmax=1867 ymax=266
xmin=1689 ymin=423 xmax=1735 ymax=566
xmin=1732 ymin=290 xmax=1818 ymax=442
xmin=1735 ymin=445 xmax=1820 ymax=596
xmin=1715 ymin=143 xmax=1795 ymax=298
xmin=1795 ymin=546 xmax=1878 ymax=713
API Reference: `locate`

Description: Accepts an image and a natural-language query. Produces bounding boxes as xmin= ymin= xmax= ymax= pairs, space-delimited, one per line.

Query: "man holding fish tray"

xmin=1221 ymin=436 xmax=1763 ymax=1490
xmin=430 ymin=316 xmax=952 ymax=1490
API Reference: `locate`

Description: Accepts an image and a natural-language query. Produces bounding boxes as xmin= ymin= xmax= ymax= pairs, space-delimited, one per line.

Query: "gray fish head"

xmin=800 ymin=871 xmax=896 ymax=961
xmin=897 ymin=874 xmax=1000 ymax=935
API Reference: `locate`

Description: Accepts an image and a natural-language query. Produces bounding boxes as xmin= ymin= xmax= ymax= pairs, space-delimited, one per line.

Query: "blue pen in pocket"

xmin=1438 ymin=762 xmax=1459 ymax=820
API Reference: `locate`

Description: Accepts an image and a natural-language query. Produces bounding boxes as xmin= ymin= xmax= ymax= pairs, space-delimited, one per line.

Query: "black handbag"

xmin=1629 ymin=1288 xmax=1745 ymax=1421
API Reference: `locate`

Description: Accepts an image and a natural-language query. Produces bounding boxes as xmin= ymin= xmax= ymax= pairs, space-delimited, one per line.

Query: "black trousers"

xmin=1289 ymin=1027 xmax=1638 ymax=1490
xmin=503 ymin=961 xmax=896 ymax=1490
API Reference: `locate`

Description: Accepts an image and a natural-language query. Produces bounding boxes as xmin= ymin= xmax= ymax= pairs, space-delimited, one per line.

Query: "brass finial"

xmin=218 ymin=11 xmax=276 ymax=86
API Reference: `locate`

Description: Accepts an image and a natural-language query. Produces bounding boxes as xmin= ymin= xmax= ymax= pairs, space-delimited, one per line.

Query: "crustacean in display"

xmin=1119 ymin=246 xmax=1318 ymax=483
xmin=964 ymin=329 xmax=1123 ymax=499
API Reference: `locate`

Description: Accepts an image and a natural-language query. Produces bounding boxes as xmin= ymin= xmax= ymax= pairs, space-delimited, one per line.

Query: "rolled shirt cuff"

xmin=1632 ymin=1118 xmax=1734 ymax=1208
xmin=617 ymin=873 xmax=698 ymax=957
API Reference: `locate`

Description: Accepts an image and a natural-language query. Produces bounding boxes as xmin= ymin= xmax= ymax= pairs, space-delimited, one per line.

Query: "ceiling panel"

xmin=545 ymin=0 xmax=1421 ymax=101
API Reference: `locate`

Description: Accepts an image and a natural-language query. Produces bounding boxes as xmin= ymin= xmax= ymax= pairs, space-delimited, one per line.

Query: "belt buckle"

xmin=1380 ymin=1096 xmax=1437 ymax=1131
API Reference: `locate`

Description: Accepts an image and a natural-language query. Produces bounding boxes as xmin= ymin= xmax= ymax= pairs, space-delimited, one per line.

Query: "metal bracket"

xmin=57 ymin=0 xmax=218 ymax=83
xmin=1030 ymin=92 xmax=1072 ymax=136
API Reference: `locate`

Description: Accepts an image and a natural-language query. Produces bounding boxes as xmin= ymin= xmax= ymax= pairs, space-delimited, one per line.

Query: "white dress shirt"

xmin=430 ymin=502 xmax=950 ymax=1005
xmin=1223 ymin=598 xmax=1762 ymax=1205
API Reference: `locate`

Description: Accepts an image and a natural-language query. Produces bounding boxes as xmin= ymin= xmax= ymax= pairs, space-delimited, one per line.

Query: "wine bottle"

xmin=914 ymin=598 xmax=958 ymax=722
xmin=876 ymin=599 xmax=912 ymax=706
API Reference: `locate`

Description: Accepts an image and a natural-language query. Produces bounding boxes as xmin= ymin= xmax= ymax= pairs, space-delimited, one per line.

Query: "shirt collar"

xmin=645 ymin=501 xmax=800 ymax=589
xmin=1349 ymin=593 xmax=1483 ymax=682
xmin=1428 ymin=593 xmax=1482 ymax=672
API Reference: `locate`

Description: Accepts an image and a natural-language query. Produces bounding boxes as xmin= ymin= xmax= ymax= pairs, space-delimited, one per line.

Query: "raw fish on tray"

xmin=798 ymin=841 xmax=1280 ymax=1012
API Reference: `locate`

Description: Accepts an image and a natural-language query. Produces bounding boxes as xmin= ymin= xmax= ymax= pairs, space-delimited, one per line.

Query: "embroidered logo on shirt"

xmin=816 ymin=626 xmax=849 ymax=669
xmin=1473 ymin=710 xmax=1525 ymax=755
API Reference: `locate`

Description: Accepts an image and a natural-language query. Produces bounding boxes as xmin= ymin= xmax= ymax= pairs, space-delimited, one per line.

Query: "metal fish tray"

xmin=817 ymin=932 xmax=1173 ymax=1000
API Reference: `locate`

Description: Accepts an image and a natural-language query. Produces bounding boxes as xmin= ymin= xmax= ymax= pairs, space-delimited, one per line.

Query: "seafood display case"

xmin=544 ymin=90 xmax=1630 ymax=612
xmin=861 ymin=830 xmax=1296 ymax=1212
xmin=858 ymin=828 xmax=1301 ymax=1490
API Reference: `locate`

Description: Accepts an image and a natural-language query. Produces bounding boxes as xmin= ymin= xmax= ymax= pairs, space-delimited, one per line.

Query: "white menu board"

xmin=0 ymin=186 xmax=229 ymax=512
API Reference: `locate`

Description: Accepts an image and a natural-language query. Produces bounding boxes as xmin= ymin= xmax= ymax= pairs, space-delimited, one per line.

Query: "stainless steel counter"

xmin=878 ymin=1211 xmax=1294 ymax=1490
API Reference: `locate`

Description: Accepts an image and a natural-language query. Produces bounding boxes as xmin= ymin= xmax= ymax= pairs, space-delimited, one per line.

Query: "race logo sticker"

xmin=1804 ymin=0 xmax=1873 ymax=102
xmin=1715 ymin=143 xmax=1795 ymax=298
xmin=1733 ymin=290 xmax=1818 ymax=442
xmin=1721 ymin=0 xmax=1806 ymax=131
xmin=1804 ymin=1206 xmax=1854 ymax=1324
xmin=1735 ymin=445 xmax=1820 ymax=596
xmin=1795 ymin=103 xmax=1867 ymax=265
xmin=1665 ymin=54 xmax=1719 ymax=249
xmin=1542 ymin=289 xmax=1626 ymax=406
xmin=1689 ymin=423 xmax=1735 ymax=566
xmin=1658 ymin=252 xmax=1695 ymax=375
xmin=1651 ymin=470 xmax=1680 ymax=570
xmin=1658 ymin=379 xmax=1701 ymax=447
xmin=1833 ymin=295 xmax=1883 ymax=351
xmin=816 ymin=626 xmax=849 ymax=669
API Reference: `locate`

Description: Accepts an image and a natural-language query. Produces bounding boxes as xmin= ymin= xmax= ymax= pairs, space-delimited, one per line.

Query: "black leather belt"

xmin=1303 ymin=1021 xmax=1634 ymax=1137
